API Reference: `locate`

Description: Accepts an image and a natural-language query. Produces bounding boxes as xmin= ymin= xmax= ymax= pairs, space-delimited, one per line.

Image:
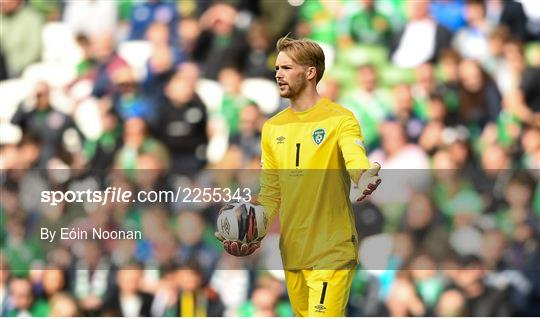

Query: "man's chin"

xmin=279 ymin=90 xmax=293 ymax=99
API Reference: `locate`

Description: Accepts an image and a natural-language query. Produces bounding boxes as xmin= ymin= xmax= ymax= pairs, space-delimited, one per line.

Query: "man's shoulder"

xmin=263 ymin=107 xmax=290 ymax=127
xmin=322 ymin=99 xmax=357 ymax=120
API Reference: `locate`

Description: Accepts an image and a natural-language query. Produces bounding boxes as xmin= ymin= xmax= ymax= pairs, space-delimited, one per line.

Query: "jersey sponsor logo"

xmin=314 ymin=304 xmax=327 ymax=313
xmin=276 ymin=136 xmax=286 ymax=144
xmin=312 ymin=128 xmax=326 ymax=145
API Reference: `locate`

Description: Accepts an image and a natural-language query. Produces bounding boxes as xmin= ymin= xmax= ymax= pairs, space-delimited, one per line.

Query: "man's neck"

xmin=290 ymin=87 xmax=321 ymax=112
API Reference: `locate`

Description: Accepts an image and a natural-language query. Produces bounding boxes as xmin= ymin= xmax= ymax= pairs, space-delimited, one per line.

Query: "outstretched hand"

xmin=355 ymin=162 xmax=382 ymax=202
xmin=215 ymin=232 xmax=261 ymax=257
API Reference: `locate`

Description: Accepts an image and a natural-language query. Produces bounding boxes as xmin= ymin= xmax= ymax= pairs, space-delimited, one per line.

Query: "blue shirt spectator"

xmin=129 ymin=0 xmax=179 ymax=44
xmin=430 ymin=0 xmax=466 ymax=32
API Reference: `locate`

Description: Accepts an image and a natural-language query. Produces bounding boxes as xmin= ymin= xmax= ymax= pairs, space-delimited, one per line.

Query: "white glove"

xmin=350 ymin=162 xmax=382 ymax=202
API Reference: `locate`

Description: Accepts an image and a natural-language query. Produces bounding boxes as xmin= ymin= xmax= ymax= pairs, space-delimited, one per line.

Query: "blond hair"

xmin=276 ymin=36 xmax=325 ymax=83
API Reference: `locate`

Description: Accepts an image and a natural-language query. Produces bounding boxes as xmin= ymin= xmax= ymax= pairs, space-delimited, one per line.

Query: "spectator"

xmin=238 ymin=286 xmax=280 ymax=317
xmin=408 ymin=253 xmax=445 ymax=312
xmin=11 ymin=81 xmax=81 ymax=169
xmin=28 ymin=0 xmax=60 ymax=21
xmin=5 ymin=277 xmax=49 ymax=316
xmin=390 ymin=84 xmax=425 ymax=143
xmin=102 ymin=264 xmax=154 ymax=316
xmin=453 ymin=0 xmax=494 ymax=62
xmin=435 ymin=289 xmax=468 ymax=316
xmin=400 ymin=193 xmax=450 ymax=261
xmin=115 ymin=117 xmax=170 ymax=171
xmin=244 ymin=20 xmax=276 ymax=80
xmin=391 ymin=0 xmax=452 ymax=67
xmin=386 ymin=272 xmax=426 ymax=316
xmin=437 ymin=49 xmax=462 ymax=113
xmin=486 ymin=26 xmax=511 ymax=86
xmin=168 ymin=261 xmax=225 ymax=316
xmin=485 ymin=0 xmax=528 ymax=41
xmin=69 ymin=241 xmax=113 ymax=316
xmin=129 ymin=0 xmax=179 ymax=43
xmin=111 ymin=66 xmax=155 ymax=124
xmin=82 ymin=99 xmax=123 ymax=180
xmin=143 ymin=22 xmax=183 ymax=102
xmin=342 ymin=0 xmax=393 ymax=47
xmin=217 ymin=67 xmax=251 ymax=138
xmin=503 ymin=41 xmax=540 ymax=128
xmin=48 ymin=293 xmax=79 ymax=317
xmin=457 ymin=59 xmax=502 ymax=128
xmin=41 ymin=269 xmax=66 ymax=300
xmin=193 ymin=3 xmax=249 ymax=79
xmin=154 ymin=64 xmax=208 ymax=175
xmin=370 ymin=120 xmax=430 ymax=169
xmin=0 ymin=0 xmax=43 ymax=77
xmin=176 ymin=211 xmax=220 ymax=282
xmin=230 ymin=103 xmax=264 ymax=164
xmin=63 ymin=0 xmax=117 ymax=36
xmin=412 ymin=63 xmax=438 ymax=121
xmin=453 ymin=256 xmax=513 ymax=316
xmin=89 ymin=32 xmax=129 ymax=98
xmin=340 ymin=64 xmax=392 ymax=149
xmin=430 ymin=0 xmax=466 ymax=32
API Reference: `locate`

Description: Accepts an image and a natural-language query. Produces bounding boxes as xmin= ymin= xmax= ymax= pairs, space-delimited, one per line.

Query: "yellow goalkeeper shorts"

xmin=284 ymin=268 xmax=355 ymax=317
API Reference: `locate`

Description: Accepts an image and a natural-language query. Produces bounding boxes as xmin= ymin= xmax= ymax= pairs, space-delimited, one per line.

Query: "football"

xmin=216 ymin=202 xmax=267 ymax=243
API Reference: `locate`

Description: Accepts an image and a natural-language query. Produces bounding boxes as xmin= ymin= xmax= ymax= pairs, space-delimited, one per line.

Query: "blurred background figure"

xmin=102 ymin=264 xmax=153 ymax=316
xmin=155 ymin=261 xmax=225 ymax=317
xmin=193 ymin=3 xmax=248 ymax=79
xmin=0 ymin=0 xmax=43 ymax=77
xmin=11 ymin=81 xmax=81 ymax=169
xmin=48 ymin=293 xmax=79 ymax=317
xmin=63 ymin=0 xmax=117 ymax=37
xmin=5 ymin=277 xmax=49 ymax=316
xmin=129 ymin=0 xmax=179 ymax=43
xmin=391 ymin=0 xmax=452 ymax=67
xmin=154 ymin=63 xmax=207 ymax=175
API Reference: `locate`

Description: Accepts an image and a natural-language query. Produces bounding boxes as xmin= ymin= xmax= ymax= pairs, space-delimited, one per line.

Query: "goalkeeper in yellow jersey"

xmin=216 ymin=36 xmax=381 ymax=316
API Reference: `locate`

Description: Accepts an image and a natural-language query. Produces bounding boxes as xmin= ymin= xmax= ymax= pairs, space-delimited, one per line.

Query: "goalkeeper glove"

xmin=352 ymin=162 xmax=382 ymax=202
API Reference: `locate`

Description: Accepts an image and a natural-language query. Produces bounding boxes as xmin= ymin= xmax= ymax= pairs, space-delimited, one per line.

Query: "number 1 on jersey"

xmin=295 ymin=143 xmax=300 ymax=167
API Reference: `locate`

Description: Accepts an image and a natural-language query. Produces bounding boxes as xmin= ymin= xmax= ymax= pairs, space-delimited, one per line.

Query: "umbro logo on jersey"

xmin=314 ymin=304 xmax=327 ymax=313
xmin=276 ymin=136 xmax=286 ymax=144
xmin=312 ymin=128 xmax=326 ymax=145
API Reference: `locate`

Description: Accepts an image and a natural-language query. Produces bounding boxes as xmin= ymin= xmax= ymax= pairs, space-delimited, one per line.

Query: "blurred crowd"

xmin=1 ymin=0 xmax=540 ymax=317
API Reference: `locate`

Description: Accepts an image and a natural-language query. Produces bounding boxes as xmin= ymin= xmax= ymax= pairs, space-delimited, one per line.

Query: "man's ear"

xmin=306 ymin=67 xmax=317 ymax=81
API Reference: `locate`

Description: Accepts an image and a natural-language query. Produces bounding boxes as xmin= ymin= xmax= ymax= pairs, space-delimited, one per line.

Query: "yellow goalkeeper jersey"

xmin=258 ymin=97 xmax=370 ymax=270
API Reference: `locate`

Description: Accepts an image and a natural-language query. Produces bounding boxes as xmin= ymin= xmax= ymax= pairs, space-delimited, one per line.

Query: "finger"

xmin=225 ymin=241 xmax=239 ymax=257
xmin=240 ymin=243 xmax=249 ymax=255
xmin=230 ymin=241 xmax=240 ymax=256
xmin=247 ymin=243 xmax=260 ymax=255
xmin=367 ymin=162 xmax=381 ymax=177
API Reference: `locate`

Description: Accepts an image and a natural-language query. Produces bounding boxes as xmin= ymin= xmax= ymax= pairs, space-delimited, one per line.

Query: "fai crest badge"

xmin=312 ymin=128 xmax=326 ymax=145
